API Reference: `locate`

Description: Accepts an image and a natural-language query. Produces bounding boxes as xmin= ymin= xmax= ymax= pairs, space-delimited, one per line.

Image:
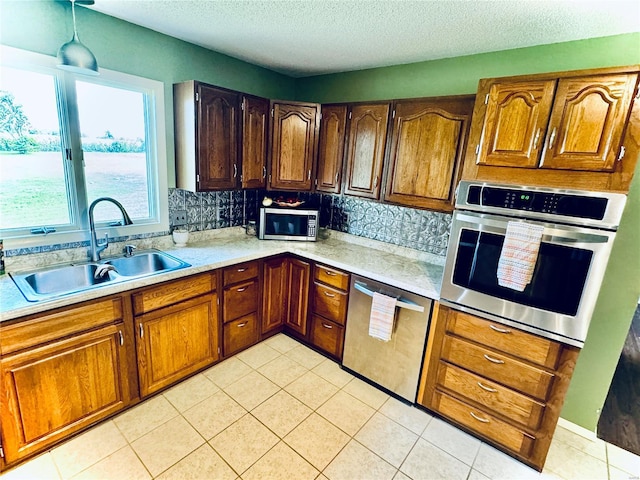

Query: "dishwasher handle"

xmin=353 ymin=281 xmax=425 ymax=313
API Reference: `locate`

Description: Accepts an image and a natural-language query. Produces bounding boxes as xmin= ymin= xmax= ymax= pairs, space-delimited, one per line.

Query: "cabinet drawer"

xmin=446 ymin=312 xmax=561 ymax=369
xmin=224 ymin=313 xmax=259 ymax=357
xmin=223 ymin=279 xmax=259 ymax=323
xmin=441 ymin=335 xmax=554 ymax=400
xmin=310 ymin=314 xmax=345 ymax=359
xmin=433 ymin=391 xmax=535 ymax=457
xmin=312 ymin=282 xmax=348 ymax=325
xmin=1 ymin=296 xmax=124 ymax=355
xmin=314 ymin=264 xmax=349 ymax=291
xmin=223 ymin=261 xmax=259 ymax=286
xmin=437 ymin=361 xmax=545 ymax=430
xmin=133 ymin=273 xmax=214 ymax=314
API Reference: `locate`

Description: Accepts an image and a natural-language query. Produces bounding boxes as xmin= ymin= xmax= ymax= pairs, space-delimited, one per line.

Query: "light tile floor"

xmin=2 ymin=334 xmax=640 ymax=480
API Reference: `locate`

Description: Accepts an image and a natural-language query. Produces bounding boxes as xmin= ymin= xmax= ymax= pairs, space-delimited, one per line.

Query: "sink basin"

xmin=104 ymin=251 xmax=188 ymax=276
xmin=10 ymin=249 xmax=191 ymax=302
xmin=21 ymin=264 xmax=113 ymax=296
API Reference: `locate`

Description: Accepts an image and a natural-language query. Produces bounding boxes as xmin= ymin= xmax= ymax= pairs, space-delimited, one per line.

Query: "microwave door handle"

xmin=353 ymin=281 xmax=425 ymax=313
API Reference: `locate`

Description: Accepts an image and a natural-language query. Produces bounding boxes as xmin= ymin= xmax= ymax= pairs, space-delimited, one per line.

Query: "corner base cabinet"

xmin=418 ymin=303 xmax=579 ymax=471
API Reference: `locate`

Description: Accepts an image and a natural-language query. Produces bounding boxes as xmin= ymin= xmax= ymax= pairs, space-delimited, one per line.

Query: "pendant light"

xmin=57 ymin=0 xmax=99 ymax=76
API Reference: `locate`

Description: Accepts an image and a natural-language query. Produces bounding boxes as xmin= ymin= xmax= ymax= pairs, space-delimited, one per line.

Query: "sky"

xmin=1 ymin=66 xmax=146 ymax=140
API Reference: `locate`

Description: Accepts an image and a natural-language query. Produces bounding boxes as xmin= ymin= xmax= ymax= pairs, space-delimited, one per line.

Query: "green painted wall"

xmin=0 ymin=0 xmax=295 ymax=186
xmin=295 ymin=33 xmax=640 ymax=103
xmin=295 ymin=34 xmax=640 ymax=432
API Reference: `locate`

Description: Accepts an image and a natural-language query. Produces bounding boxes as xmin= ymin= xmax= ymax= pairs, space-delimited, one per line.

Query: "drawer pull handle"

xmin=139 ymin=323 xmax=144 ymax=338
xmin=470 ymin=411 xmax=490 ymax=423
xmin=477 ymin=381 xmax=498 ymax=393
xmin=322 ymin=323 xmax=333 ymax=329
xmin=325 ymin=270 xmax=337 ymax=276
xmin=237 ymin=322 xmax=247 ymax=328
xmin=324 ymin=292 xmax=336 ymax=297
xmin=118 ymin=330 xmax=124 ymax=346
xmin=237 ymin=268 xmax=247 ymax=272
xmin=483 ymin=354 xmax=504 ymax=364
xmin=236 ymin=287 xmax=247 ymax=292
xmin=489 ymin=324 xmax=511 ymax=334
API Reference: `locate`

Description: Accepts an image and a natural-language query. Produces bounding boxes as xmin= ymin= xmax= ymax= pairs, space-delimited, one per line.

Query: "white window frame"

xmin=0 ymin=45 xmax=168 ymax=250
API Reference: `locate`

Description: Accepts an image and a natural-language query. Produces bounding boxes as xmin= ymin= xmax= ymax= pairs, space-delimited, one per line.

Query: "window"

xmin=0 ymin=46 xmax=168 ymax=248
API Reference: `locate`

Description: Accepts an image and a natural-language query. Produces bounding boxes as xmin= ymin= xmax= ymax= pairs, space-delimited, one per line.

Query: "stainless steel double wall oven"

xmin=440 ymin=181 xmax=627 ymax=347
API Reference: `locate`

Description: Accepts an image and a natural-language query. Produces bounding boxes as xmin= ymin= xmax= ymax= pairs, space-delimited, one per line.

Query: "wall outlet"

xmin=172 ymin=210 xmax=188 ymax=226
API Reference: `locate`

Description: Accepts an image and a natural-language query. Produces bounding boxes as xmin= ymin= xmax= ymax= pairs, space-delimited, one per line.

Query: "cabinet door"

xmin=478 ymin=80 xmax=556 ymax=168
xmin=241 ymin=95 xmax=269 ymax=188
xmin=384 ymin=97 xmax=474 ymax=210
xmin=286 ymin=258 xmax=311 ymax=336
xmin=136 ymin=294 xmax=219 ymax=397
xmin=540 ymin=74 xmax=638 ymax=171
xmin=269 ymin=102 xmax=319 ymax=191
xmin=344 ymin=103 xmax=391 ymax=199
xmin=316 ymin=104 xmax=348 ymax=193
xmin=1 ymin=324 xmax=131 ymax=464
xmin=261 ymin=257 xmax=288 ymax=334
xmin=197 ymin=83 xmax=240 ymax=190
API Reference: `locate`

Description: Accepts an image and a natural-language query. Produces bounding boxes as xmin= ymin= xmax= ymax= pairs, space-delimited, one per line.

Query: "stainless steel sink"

xmin=104 ymin=251 xmax=187 ymax=276
xmin=10 ymin=249 xmax=191 ymax=302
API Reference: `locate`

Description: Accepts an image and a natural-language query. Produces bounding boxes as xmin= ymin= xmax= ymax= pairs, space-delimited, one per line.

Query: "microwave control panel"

xmin=308 ymin=215 xmax=317 ymax=238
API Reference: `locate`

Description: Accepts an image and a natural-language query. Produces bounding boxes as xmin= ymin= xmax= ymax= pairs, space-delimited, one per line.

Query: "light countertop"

xmin=0 ymin=229 xmax=445 ymax=322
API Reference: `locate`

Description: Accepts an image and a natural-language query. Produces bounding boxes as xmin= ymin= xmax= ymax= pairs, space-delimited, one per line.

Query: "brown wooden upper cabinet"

xmin=316 ymin=104 xmax=348 ymax=193
xmin=241 ymin=95 xmax=269 ymax=189
xmin=174 ymin=81 xmax=240 ymax=191
xmin=476 ymin=72 xmax=638 ymax=172
xmin=343 ymin=103 xmax=391 ymax=199
xmin=384 ymin=96 xmax=474 ymax=211
xmin=268 ymin=101 xmax=320 ymax=191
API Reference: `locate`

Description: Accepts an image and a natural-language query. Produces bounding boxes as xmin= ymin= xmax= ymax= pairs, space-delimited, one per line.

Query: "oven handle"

xmin=353 ymin=281 xmax=425 ymax=312
xmin=454 ymin=212 xmax=613 ymax=245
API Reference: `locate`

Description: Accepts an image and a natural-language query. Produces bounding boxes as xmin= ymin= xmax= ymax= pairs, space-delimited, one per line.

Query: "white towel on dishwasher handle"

xmin=497 ymin=221 xmax=544 ymax=292
xmin=369 ymin=292 xmax=397 ymax=341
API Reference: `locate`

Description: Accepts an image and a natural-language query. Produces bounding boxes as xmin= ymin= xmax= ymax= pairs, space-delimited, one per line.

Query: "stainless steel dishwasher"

xmin=342 ymin=275 xmax=433 ymax=403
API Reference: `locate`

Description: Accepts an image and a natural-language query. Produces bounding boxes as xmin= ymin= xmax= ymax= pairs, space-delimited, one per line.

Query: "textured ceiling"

xmin=88 ymin=0 xmax=640 ymax=78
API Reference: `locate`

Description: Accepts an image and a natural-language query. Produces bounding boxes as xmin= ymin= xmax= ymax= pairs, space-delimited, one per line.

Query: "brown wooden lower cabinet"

xmin=309 ymin=314 xmax=345 ymax=358
xmin=0 ymin=298 xmax=132 ymax=465
xmin=136 ymin=293 xmax=219 ymax=397
xmin=261 ymin=256 xmax=289 ymax=335
xmin=285 ymin=258 xmax=311 ymax=336
xmin=418 ymin=303 xmax=579 ymax=471
xmin=224 ymin=313 xmax=260 ymax=356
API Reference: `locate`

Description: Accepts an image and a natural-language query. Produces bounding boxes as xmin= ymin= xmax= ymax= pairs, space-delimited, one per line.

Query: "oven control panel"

xmin=465 ymin=185 xmax=608 ymax=220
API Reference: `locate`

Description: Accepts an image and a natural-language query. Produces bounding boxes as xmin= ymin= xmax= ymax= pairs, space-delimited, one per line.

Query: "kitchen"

xmin=1 ymin=1 xmax=639 ymax=479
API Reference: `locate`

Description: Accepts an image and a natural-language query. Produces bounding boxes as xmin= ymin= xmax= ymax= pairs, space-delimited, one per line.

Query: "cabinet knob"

xmin=323 ymin=291 xmax=336 ymax=297
xmin=325 ymin=270 xmax=336 ymax=276
xmin=322 ymin=323 xmax=333 ymax=329
xmin=237 ymin=322 xmax=247 ymax=328
xmin=237 ymin=268 xmax=247 ymax=272
xmin=118 ymin=330 xmax=124 ymax=346
xmin=548 ymin=128 xmax=557 ymax=150
xmin=139 ymin=323 xmax=144 ymax=338
xmin=236 ymin=287 xmax=247 ymax=292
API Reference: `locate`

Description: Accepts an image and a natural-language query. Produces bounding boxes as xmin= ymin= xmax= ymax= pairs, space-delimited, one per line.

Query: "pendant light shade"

xmin=57 ymin=0 xmax=99 ymax=76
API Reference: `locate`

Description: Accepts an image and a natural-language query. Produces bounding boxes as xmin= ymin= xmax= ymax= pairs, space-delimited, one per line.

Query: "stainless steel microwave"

xmin=258 ymin=207 xmax=318 ymax=241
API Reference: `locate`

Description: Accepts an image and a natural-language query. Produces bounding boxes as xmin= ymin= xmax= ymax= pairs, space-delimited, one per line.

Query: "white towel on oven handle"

xmin=497 ymin=221 xmax=544 ymax=292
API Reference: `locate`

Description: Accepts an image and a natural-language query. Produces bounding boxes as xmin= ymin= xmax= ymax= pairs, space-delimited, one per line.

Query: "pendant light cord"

xmin=71 ymin=0 xmax=79 ymax=39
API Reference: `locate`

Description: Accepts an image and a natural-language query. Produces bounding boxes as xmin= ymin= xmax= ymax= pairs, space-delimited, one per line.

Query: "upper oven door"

xmin=440 ymin=210 xmax=616 ymax=345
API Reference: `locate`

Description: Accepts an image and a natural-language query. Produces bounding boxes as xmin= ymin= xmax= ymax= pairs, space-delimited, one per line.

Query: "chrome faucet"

xmin=88 ymin=197 xmax=133 ymax=262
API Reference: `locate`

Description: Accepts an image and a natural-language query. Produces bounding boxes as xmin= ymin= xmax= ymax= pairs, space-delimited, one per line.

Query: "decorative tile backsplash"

xmin=168 ymin=188 xmax=451 ymax=256
xmin=8 ymin=188 xmax=451 ymax=258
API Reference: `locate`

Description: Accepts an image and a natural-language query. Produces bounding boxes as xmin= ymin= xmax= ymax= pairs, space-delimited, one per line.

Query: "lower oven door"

xmin=440 ymin=210 xmax=617 ymax=346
